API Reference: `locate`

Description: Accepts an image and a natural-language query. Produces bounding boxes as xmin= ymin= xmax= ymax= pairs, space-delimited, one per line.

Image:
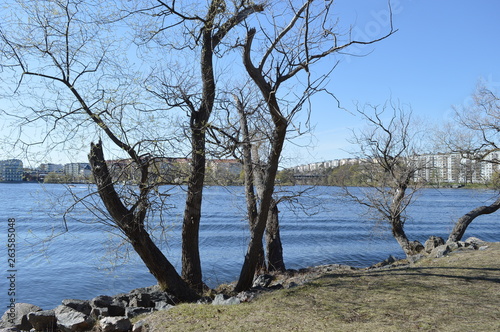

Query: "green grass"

xmin=139 ymin=243 xmax=500 ymax=331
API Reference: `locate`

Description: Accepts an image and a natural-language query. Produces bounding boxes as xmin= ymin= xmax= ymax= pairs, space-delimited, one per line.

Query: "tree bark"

xmin=181 ymin=1 xmax=265 ymax=292
xmin=181 ymin=126 xmax=205 ymax=291
xmin=235 ymin=27 xmax=288 ymax=292
xmin=235 ymin=122 xmax=287 ymax=291
xmin=447 ymin=196 xmax=500 ymax=242
xmin=266 ymin=199 xmax=285 ymax=272
xmin=89 ymin=141 xmax=199 ymax=302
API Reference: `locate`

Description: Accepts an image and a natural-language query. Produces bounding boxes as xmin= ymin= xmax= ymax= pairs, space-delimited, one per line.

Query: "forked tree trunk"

xmin=236 ymin=96 xmax=267 ymax=275
xmin=89 ymin=141 xmax=198 ymax=302
xmin=180 ymin=1 xmax=264 ymax=292
xmin=447 ymin=196 xmax=500 ymax=242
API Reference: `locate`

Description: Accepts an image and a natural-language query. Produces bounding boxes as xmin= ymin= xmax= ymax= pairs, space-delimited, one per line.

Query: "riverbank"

xmin=138 ymin=241 xmax=500 ymax=331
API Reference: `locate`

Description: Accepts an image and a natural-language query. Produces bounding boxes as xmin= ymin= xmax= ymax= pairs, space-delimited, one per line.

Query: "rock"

xmin=431 ymin=244 xmax=451 ymax=258
xmin=479 ymin=245 xmax=489 ymax=251
xmin=236 ymin=291 xmax=255 ymax=303
xmin=212 ymin=294 xmax=240 ymax=306
xmin=90 ymin=306 xmax=109 ymax=318
xmin=55 ymin=305 xmax=94 ymax=332
xmin=446 ymin=241 xmax=461 ymax=251
xmin=196 ymin=297 xmax=212 ymax=305
xmin=0 ymin=328 xmax=20 ymax=332
xmin=252 ymin=274 xmax=274 ymax=288
xmin=62 ymin=299 xmax=92 ymax=316
xmin=27 ymin=309 xmax=57 ymax=331
xmin=91 ymin=295 xmax=114 ymax=308
xmin=371 ymin=255 xmax=397 ymax=268
xmin=465 ymin=237 xmax=486 ymax=247
xmin=410 ymin=240 xmax=425 ymax=254
xmin=132 ymin=319 xmax=149 ymax=332
xmin=125 ymin=307 xmax=153 ymax=319
xmin=99 ymin=316 xmax=131 ymax=332
xmin=129 ymin=293 xmax=152 ymax=308
xmin=424 ymin=236 xmax=445 ymax=253
xmin=90 ymin=295 xmax=126 ymax=317
xmin=155 ymin=301 xmax=174 ymax=311
xmin=0 ymin=303 xmax=41 ymax=331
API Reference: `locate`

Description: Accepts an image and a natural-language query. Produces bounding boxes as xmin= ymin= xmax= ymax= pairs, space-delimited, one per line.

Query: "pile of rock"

xmin=373 ymin=236 xmax=491 ymax=268
xmin=424 ymin=236 xmax=489 ymax=258
xmin=0 ymin=285 xmax=176 ymax=332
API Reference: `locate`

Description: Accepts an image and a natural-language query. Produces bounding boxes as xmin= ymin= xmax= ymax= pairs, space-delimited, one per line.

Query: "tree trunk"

xmin=235 ymin=122 xmax=287 ymax=292
xmin=266 ymin=199 xmax=285 ymax=272
xmin=181 ymin=127 xmax=205 ymax=291
xmin=392 ymin=220 xmax=413 ymax=257
xmin=88 ymin=141 xmax=198 ymax=302
xmin=447 ymin=196 xmax=500 ymax=242
xmin=128 ymin=226 xmax=199 ymax=302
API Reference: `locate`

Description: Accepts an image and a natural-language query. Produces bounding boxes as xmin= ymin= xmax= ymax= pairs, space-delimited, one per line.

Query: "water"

xmin=0 ymin=183 xmax=498 ymax=309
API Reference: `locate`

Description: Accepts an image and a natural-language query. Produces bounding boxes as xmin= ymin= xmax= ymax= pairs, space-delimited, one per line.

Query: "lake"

xmin=1 ymin=183 xmax=498 ymax=309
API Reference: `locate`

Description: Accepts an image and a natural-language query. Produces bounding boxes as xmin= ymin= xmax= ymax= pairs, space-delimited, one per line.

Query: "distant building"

xmin=0 ymin=159 xmax=24 ymax=182
xmin=64 ymin=162 xmax=91 ymax=180
xmin=207 ymin=159 xmax=242 ymax=176
xmin=38 ymin=163 xmax=64 ymax=173
xmin=293 ymin=152 xmax=499 ymax=185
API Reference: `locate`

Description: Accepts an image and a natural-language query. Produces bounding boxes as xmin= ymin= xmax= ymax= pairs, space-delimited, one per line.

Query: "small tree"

xmin=443 ymin=83 xmax=500 ymax=242
xmin=235 ymin=0 xmax=395 ymax=291
xmin=136 ymin=0 xmax=265 ymax=291
xmin=346 ymin=102 xmax=425 ymax=257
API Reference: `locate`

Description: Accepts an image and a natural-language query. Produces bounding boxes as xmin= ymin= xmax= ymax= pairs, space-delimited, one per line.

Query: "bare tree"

xmin=442 ymin=83 xmax=500 ymax=242
xmin=135 ymin=0 xmax=265 ymax=291
xmin=0 ymin=0 xmax=206 ymax=300
xmin=345 ymin=102 xmax=425 ymax=257
xmin=234 ymin=0 xmax=396 ymax=291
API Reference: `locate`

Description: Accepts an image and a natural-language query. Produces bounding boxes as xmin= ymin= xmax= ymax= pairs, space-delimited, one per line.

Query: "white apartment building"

xmin=0 ymin=159 xmax=24 ymax=182
xmin=295 ymin=152 xmax=499 ymax=184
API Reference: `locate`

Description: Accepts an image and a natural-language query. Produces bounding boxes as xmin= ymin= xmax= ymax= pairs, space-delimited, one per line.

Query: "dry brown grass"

xmin=140 ymin=243 xmax=500 ymax=331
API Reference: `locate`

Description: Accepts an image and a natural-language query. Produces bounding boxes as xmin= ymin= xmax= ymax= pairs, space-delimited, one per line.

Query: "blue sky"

xmin=1 ymin=0 xmax=499 ymax=167
xmin=292 ymin=0 xmax=500 ymax=165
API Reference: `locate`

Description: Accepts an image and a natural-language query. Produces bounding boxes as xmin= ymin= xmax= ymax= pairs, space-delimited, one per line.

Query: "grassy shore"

xmin=140 ymin=243 xmax=500 ymax=331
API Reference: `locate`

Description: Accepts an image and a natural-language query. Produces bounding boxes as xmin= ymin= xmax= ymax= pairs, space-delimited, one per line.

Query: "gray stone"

xmin=132 ymin=319 xmax=149 ymax=332
xmin=236 ymin=291 xmax=255 ymax=303
xmin=410 ymin=240 xmax=425 ymax=254
xmin=479 ymin=245 xmax=489 ymax=251
xmin=446 ymin=241 xmax=461 ymax=251
xmin=431 ymin=244 xmax=451 ymax=258
xmin=90 ymin=295 xmax=126 ymax=317
xmin=465 ymin=237 xmax=486 ymax=246
xmin=0 ymin=328 xmax=20 ymax=332
xmin=370 ymin=255 xmax=397 ymax=268
xmin=0 ymin=303 xmax=41 ymax=331
xmin=62 ymin=299 xmax=92 ymax=316
xmin=252 ymin=274 xmax=274 ymax=288
xmin=129 ymin=293 xmax=152 ymax=308
xmin=212 ymin=294 xmax=241 ymax=306
xmin=54 ymin=305 xmax=94 ymax=332
xmin=154 ymin=301 xmax=174 ymax=311
xmin=27 ymin=309 xmax=57 ymax=331
xmin=90 ymin=306 xmax=109 ymax=318
xmin=125 ymin=307 xmax=153 ymax=319
xmin=424 ymin=236 xmax=445 ymax=253
xmin=90 ymin=295 xmax=113 ymax=308
xmin=99 ymin=316 xmax=131 ymax=332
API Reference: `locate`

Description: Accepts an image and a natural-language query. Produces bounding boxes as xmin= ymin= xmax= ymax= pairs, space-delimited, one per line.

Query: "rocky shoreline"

xmin=0 ymin=236 xmax=491 ymax=332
